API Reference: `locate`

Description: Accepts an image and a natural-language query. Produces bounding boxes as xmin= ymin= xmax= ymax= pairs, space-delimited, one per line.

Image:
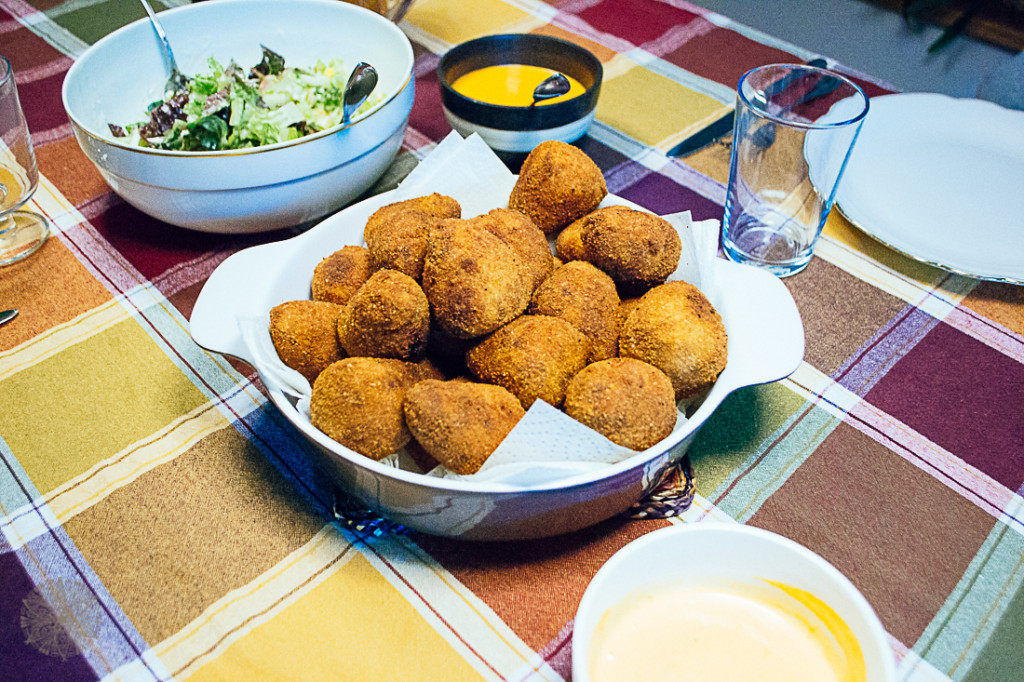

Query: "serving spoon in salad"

xmin=342 ymin=62 xmax=378 ymax=126
xmin=138 ymin=0 xmax=189 ymax=97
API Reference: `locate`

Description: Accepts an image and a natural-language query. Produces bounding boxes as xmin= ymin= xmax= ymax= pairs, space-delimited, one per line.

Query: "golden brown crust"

xmin=421 ymin=221 xmax=530 ymax=339
xmin=555 ymin=214 xmax=587 ymax=262
xmin=565 ymin=358 xmax=677 ymax=450
xmin=337 ymin=269 xmax=430 ymax=360
xmin=362 ymin=194 xmax=462 ymax=280
xmin=309 ymin=357 xmax=423 ymax=460
xmin=363 ymin=193 xmax=462 ymax=244
xmin=580 ymin=205 xmax=681 ymax=292
xmin=311 ymin=245 xmax=373 ymax=306
xmin=268 ymin=300 xmax=345 ymax=383
xmin=363 ymin=210 xmax=444 ymax=280
xmin=528 ymin=260 xmax=620 ymax=362
xmin=508 ymin=140 xmax=607 ymax=234
xmin=462 ymin=208 xmax=553 ymax=294
xmin=617 ymin=281 xmax=728 ymax=400
xmin=466 ymin=314 xmax=590 ymax=409
xmin=403 ymin=379 xmax=524 ymax=474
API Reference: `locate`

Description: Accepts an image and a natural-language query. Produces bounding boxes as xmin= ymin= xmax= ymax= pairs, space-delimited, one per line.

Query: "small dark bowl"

xmin=438 ymin=34 xmax=603 ymax=158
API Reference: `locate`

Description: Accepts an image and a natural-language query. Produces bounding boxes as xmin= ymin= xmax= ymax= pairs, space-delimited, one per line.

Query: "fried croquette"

xmin=362 ymin=193 xmax=462 ymax=279
xmin=337 ymin=269 xmax=430 ymax=360
xmin=618 ymin=280 xmax=728 ymax=400
xmin=555 ymin=215 xmax=586 ymax=262
xmin=422 ymin=222 xmax=530 ymax=339
xmin=363 ymin=193 xmax=462 ymax=245
xmin=580 ymin=205 xmax=681 ymax=292
xmin=466 ymin=315 xmax=590 ymax=409
xmin=565 ymin=358 xmax=677 ymax=450
xmin=462 ymin=208 xmax=552 ymax=293
xmin=528 ymin=260 xmax=620 ymax=362
xmin=311 ymin=245 xmax=372 ymax=306
xmin=363 ymin=210 xmax=447 ymax=280
xmin=616 ymin=296 xmax=643 ymax=329
xmin=508 ymin=140 xmax=607 ymax=234
xmin=403 ymin=379 xmax=524 ymax=474
xmin=310 ymin=357 xmax=423 ymax=460
xmin=269 ymin=300 xmax=345 ymax=383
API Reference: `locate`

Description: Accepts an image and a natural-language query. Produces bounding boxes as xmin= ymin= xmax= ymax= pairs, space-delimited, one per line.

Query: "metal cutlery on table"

xmin=669 ymin=58 xmax=835 ymax=158
xmin=138 ymin=0 xmax=189 ymax=97
xmin=0 ymin=309 xmax=18 ymax=327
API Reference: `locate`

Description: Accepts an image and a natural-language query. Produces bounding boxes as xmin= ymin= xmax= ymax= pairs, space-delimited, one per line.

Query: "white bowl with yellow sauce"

xmin=573 ymin=523 xmax=895 ymax=682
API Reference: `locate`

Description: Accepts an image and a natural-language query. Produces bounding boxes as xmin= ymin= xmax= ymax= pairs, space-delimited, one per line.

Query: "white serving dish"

xmin=190 ymin=181 xmax=804 ymax=540
xmin=61 ymin=0 xmax=414 ymax=234
xmin=572 ymin=524 xmax=896 ymax=681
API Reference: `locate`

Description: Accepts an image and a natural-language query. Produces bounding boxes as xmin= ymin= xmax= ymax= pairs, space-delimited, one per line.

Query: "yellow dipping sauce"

xmin=589 ymin=579 xmax=866 ymax=682
xmin=451 ymin=64 xmax=586 ymax=107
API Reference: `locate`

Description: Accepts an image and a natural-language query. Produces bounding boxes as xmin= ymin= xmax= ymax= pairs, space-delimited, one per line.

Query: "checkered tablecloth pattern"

xmin=1 ymin=0 xmax=1023 ymax=679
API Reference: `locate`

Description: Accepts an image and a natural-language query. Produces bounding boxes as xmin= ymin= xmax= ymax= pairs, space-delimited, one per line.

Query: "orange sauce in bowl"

xmin=451 ymin=64 xmax=586 ymax=107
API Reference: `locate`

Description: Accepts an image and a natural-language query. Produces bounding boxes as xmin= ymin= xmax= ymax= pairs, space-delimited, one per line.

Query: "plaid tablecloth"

xmin=2 ymin=0 xmax=1023 ymax=679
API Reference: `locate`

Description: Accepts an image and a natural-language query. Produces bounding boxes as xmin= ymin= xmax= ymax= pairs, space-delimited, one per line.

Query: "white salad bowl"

xmin=189 ymin=156 xmax=806 ymax=540
xmin=61 ymin=0 xmax=414 ymax=234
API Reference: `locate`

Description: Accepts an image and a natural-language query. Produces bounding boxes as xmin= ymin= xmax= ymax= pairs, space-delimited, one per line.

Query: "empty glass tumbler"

xmin=0 ymin=55 xmax=49 ymax=267
xmin=722 ymin=64 xmax=868 ymax=277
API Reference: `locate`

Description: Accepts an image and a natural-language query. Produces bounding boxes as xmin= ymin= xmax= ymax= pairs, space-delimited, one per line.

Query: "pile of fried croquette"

xmin=267 ymin=140 xmax=728 ymax=476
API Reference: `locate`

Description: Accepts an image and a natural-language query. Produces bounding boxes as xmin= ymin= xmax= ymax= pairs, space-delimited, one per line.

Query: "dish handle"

xmin=714 ymin=258 xmax=805 ymax=392
xmin=189 ymin=241 xmax=288 ymax=363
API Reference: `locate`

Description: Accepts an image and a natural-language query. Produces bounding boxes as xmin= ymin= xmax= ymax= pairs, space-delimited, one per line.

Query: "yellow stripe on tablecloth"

xmin=48 ymin=402 xmax=229 ymax=523
xmin=0 ymin=299 xmax=128 ymax=381
xmin=403 ymin=0 xmax=536 ymax=46
xmin=596 ymin=55 xmax=729 ymax=149
xmin=2 ymin=402 xmax=229 ymax=550
xmin=150 ymin=523 xmax=552 ymax=681
xmin=0 ymin=317 xmax=209 ymax=494
xmin=152 ymin=525 xmax=357 ymax=679
xmin=815 ymin=210 xmax=977 ymax=316
xmin=155 ymin=525 xmax=485 ymax=682
xmin=822 ymin=209 xmax=950 ymax=285
xmin=370 ymin=536 xmax=563 ymax=681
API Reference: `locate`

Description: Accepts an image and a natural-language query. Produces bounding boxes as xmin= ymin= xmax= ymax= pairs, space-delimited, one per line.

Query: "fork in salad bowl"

xmin=137 ymin=0 xmax=189 ymax=98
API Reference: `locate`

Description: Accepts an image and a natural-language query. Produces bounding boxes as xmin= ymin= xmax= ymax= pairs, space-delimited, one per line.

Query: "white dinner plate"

xmin=834 ymin=93 xmax=1024 ymax=284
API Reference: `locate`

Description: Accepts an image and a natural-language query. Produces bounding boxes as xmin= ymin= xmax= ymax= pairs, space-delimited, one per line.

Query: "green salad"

xmin=111 ymin=46 xmax=380 ymax=151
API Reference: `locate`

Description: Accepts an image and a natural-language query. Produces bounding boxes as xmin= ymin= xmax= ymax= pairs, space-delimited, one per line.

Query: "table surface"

xmin=2 ymin=1 xmax=1023 ymax=680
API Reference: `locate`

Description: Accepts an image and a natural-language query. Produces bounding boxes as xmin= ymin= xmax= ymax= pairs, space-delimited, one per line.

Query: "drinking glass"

xmin=0 ymin=55 xmax=49 ymax=267
xmin=722 ymin=64 xmax=868 ymax=277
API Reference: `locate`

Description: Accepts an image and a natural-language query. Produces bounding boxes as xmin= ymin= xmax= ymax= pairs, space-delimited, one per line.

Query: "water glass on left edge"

xmin=0 ymin=54 xmax=49 ymax=267
xmin=722 ymin=63 xmax=868 ymax=277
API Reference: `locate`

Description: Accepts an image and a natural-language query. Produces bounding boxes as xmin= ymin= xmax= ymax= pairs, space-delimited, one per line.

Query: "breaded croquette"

xmin=403 ymin=379 xmax=524 ymax=474
xmin=618 ymin=280 xmax=728 ymax=400
xmin=580 ymin=205 xmax=681 ymax=293
xmin=462 ymin=208 xmax=552 ymax=294
xmin=337 ymin=269 xmax=430 ymax=360
xmin=363 ymin=193 xmax=462 ymax=244
xmin=363 ymin=210 xmax=446 ymax=280
xmin=269 ymin=300 xmax=345 ymax=383
xmin=311 ymin=245 xmax=373 ymax=306
xmin=528 ymin=260 xmax=620 ymax=362
xmin=363 ymin=193 xmax=462 ymax=279
xmin=555 ymin=214 xmax=587 ymax=262
xmin=310 ymin=357 xmax=423 ymax=460
xmin=564 ymin=358 xmax=677 ymax=450
xmin=508 ymin=140 xmax=607 ymax=234
xmin=466 ymin=314 xmax=590 ymax=409
xmin=422 ymin=221 xmax=530 ymax=339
